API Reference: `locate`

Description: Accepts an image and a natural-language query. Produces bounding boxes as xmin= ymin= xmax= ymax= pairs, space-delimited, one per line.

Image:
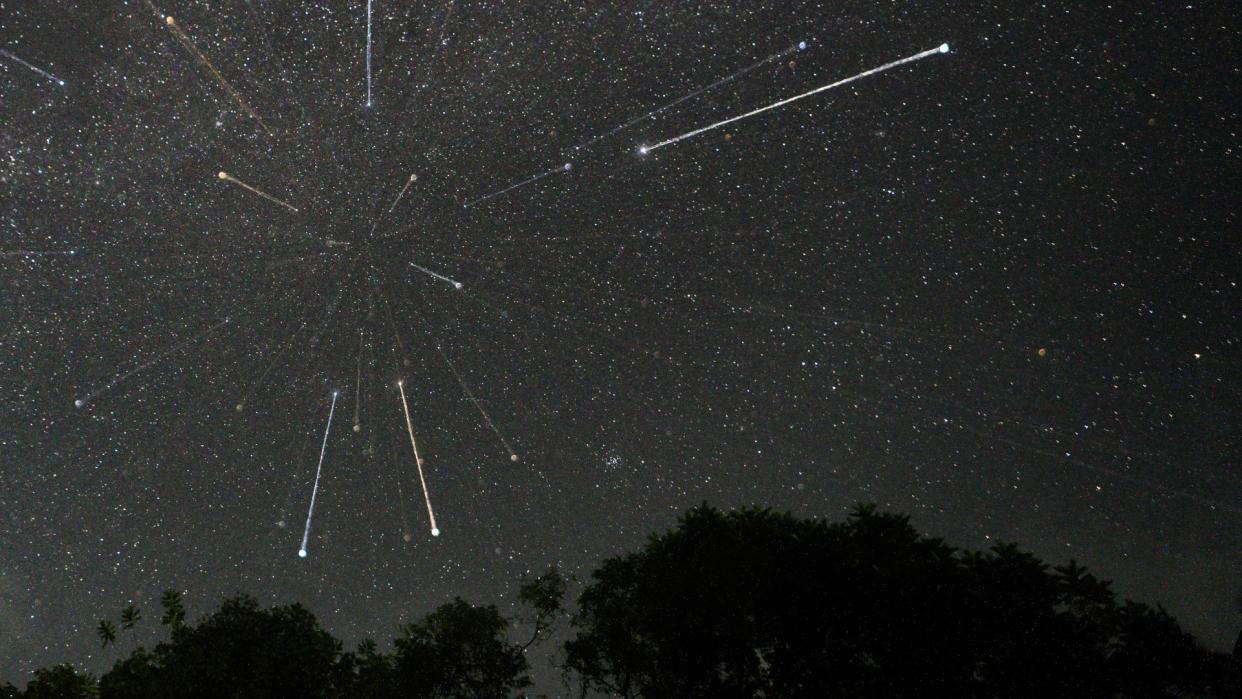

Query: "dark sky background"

xmin=1 ymin=0 xmax=1239 ymax=688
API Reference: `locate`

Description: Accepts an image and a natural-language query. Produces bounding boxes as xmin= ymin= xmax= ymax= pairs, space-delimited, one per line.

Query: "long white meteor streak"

xmin=573 ymin=40 xmax=808 ymax=152
xmin=299 ymin=389 xmax=340 ymax=558
xmin=75 ymin=316 xmax=232 ymax=408
xmin=0 ymin=48 xmax=65 ymax=86
xmin=641 ymin=43 xmax=950 ymax=154
xmin=398 ymin=379 xmax=440 ymax=536
xmin=462 ymin=163 xmax=572 ymax=208
xmin=365 ymin=0 xmax=373 ymax=107
xmin=410 ymin=262 xmax=463 ymax=290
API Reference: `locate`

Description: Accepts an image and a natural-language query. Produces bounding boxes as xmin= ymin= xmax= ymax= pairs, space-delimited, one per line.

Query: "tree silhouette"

xmin=95 ymin=620 xmax=117 ymax=650
xmin=564 ymin=503 xmax=1224 ymax=698
xmin=19 ymin=665 xmax=96 ymax=698
xmin=2 ymin=504 xmax=1231 ymax=697
xmin=390 ymin=598 xmax=530 ymax=698
xmin=119 ymin=606 xmax=141 ymax=633
xmin=99 ymin=595 xmax=343 ymax=698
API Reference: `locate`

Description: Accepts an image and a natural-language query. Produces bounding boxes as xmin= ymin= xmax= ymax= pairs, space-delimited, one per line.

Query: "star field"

xmin=1 ymin=0 xmax=1239 ymax=686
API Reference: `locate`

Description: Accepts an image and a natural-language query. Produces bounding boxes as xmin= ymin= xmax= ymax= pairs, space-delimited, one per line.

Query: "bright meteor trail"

xmin=365 ymin=0 xmax=373 ymax=107
xmin=641 ymin=43 xmax=951 ymax=154
xmin=299 ymin=390 xmax=340 ymax=558
xmin=398 ymin=380 xmax=440 ymax=536
xmin=0 ymin=48 xmax=65 ymax=86
xmin=217 ymin=171 xmax=300 ymax=213
xmin=410 ymin=262 xmax=463 ymax=290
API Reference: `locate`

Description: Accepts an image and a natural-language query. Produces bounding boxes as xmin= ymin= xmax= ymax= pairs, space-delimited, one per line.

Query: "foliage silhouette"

xmin=2 ymin=505 xmax=1236 ymax=697
xmin=564 ymin=503 xmax=1228 ymax=698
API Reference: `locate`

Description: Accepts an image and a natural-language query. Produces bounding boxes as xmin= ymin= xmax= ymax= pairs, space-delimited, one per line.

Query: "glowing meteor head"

xmin=333 ymin=389 xmax=340 ymax=396
xmin=563 ymin=163 xmax=572 ymax=172
xmin=298 ymin=549 xmax=307 ymax=558
xmin=939 ymin=43 xmax=950 ymax=53
xmin=454 ymin=282 xmax=464 ymax=290
xmin=397 ymin=379 xmax=404 ymax=387
xmin=798 ymin=41 xmax=808 ymax=51
xmin=165 ymin=16 xmax=175 ymax=26
xmin=510 ymin=453 xmax=519 ymax=462
xmin=431 ymin=528 xmax=441 ymax=537
xmin=74 ymin=399 xmax=84 ymax=408
xmin=638 ymin=145 xmax=650 ymax=156
xmin=217 ymin=171 xmax=228 ymax=180
xmin=409 ymin=173 xmax=418 ymax=182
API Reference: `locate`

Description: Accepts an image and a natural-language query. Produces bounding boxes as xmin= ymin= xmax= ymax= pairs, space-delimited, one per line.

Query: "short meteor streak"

xmin=435 ymin=343 xmax=519 ymax=462
xmin=398 ymin=379 xmax=440 ymax=536
xmin=299 ymin=390 xmax=340 ymax=558
xmin=217 ymin=171 xmax=299 ymax=213
xmin=573 ymin=40 xmax=808 ymax=152
xmin=410 ymin=262 xmax=463 ymax=290
xmin=151 ymin=8 xmax=272 ymax=135
xmin=389 ymin=174 xmax=417 ymax=213
xmin=463 ymin=162 xmax=572 ymax=208
xmin=353 ymin=329 xmax=364 ymax=433
xmin=0 ymin=49 xmax=65 ymax=86
xmin=641 ymin=43 xmax=950 ymax=154
xmin=75 ymin=316 xmax=232 ymax=408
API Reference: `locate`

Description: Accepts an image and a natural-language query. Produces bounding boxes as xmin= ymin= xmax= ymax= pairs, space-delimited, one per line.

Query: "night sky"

xmin=2 ymin=0 xmax=1239 ymax=686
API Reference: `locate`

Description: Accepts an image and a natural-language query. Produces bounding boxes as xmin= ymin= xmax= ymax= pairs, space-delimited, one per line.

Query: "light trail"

xmin=366 ymin=174 xmax=417 ymax=242
xmin=145 ymin=4 xmax=272 ymax=135
xmin=410 ymin=262 xmax=463 ymax=290
xmin=366 ymin=0 xmax=373 ymax=107
xmin=1 ymin=250 xmax=78 ymax=257
xmin=217 ymin=171 xmax=299 ymax=213
xmin=434 ymin=343 xmax=519 ymax=462
xmin=573 ymin=40 xmax=808 ymax=152
xmin=299 ymin=390 xmax=340 ymax=558
xmin=462 ymin=162 xmax=572 ymax=208
xmin=353 ymin=329 xmax=364 ymax=432
xmin=75 ymin=316 xmax=232 ymax=408
xmin=397 ymin=379 xmax=440 ymax=536
xmin=390 ymin=435 xmax=412 ymax=542
xmin=0 ymin=48 xmax=65 ymax=86
xmin=641 ymin=43 xmax=950 ymax=153
xmin=389 ymin=174 xmax=417 ymax=213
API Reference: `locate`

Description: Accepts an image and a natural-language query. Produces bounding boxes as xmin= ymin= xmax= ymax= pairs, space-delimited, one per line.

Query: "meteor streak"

xmin=434 ymin=344 xmax=519 ymax=462
xmin=217 ymin=171 xmax=299 ymax=213
xmin=75 ymin=316 xmax=232 ymax=408
xmin=299 ymin=390 xmax=340 ymax=558
xmin=149 ymin=5 xmax=272 ymax=135
xmin=573 ymin=40 xmax=808 ymax=152
xmin=1 ymin=250 xmax=78 ymax=257
xmin=0 ymin=48 xmax=65 ymax=86
xmin=365 ymin=0 xmax=373 ymax=107
xmin=353 ymin=329 xmax=364 ymax=432
xmin=641 ymin=43 xmax=950 ymax=153
xmin=462 ymin=163 xmax=571 ymax=208
xmin=389 ymin=174 xmax=417 ymax=213
xmin=398 ymin=380 xmax=440 ymax=536
xmin=410 ymin=262 xmax=463 ymax=290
